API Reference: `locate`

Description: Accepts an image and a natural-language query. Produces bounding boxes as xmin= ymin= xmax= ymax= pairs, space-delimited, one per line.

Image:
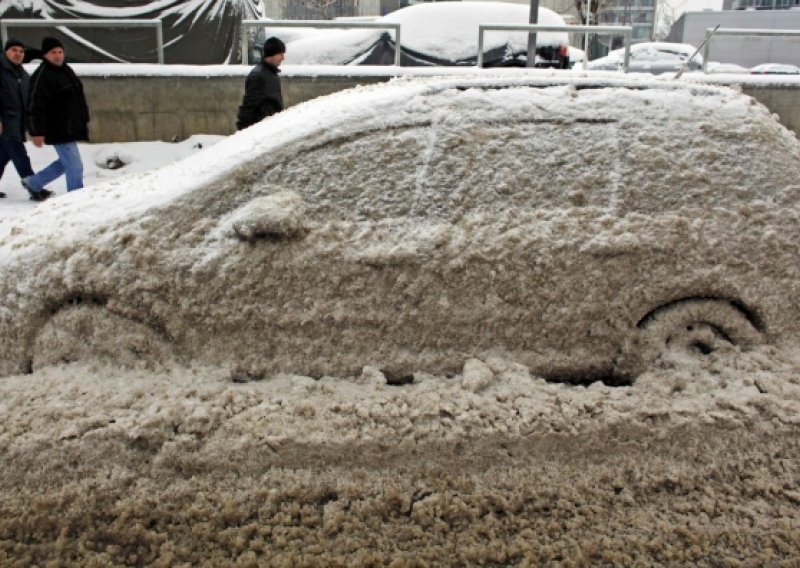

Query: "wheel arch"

xmin=22 ymin=291 xmax=175 ymax=374
xmin=635 ymin=295 xmax=765 ymax=334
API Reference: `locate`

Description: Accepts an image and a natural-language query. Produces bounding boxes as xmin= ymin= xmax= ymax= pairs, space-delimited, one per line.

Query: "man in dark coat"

xmin=0 ymin=38 xmax=36 ymax=200
xmin=24 ymin=36 xmax=90 ymax=199
xmin=236 ymin=37 xmax=285 ymax=130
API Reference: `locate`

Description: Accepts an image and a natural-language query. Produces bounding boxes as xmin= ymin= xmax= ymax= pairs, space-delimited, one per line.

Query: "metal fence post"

xmin=477 ymin=25 xmax=485 ymax=68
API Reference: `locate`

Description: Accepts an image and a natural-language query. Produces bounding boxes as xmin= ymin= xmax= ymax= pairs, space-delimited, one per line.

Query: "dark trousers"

xmin=0 ymin=136 xmax=34 ymax=181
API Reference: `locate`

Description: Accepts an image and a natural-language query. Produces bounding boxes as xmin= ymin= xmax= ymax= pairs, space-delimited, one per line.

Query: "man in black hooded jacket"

xmin=0 ymin=38 xmax=36 ymax=199
xmin=24 ymin=36 xmax=90 ymax=199
xmin=236 ymin=37 xmax=285 ymax=130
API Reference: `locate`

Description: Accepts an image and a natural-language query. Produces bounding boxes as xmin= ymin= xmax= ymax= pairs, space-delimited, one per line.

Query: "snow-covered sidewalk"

xmin=0 ymin=135 xmax=223 ymax=220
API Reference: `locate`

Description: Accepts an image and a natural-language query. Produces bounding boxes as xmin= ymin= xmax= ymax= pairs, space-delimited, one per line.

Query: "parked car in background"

xmin=588 ymin=42 xmax=702 ymax=74
xmin=1 ymin=76 xmax=799 ymax=384
xmin=275 ymin=1 xmax=571 ymax=68
xmin=750 ymin=63 xmax=800 ymax=75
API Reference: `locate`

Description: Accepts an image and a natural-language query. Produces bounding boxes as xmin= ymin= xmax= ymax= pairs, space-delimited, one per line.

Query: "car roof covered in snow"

xmin=0 ymin=74 xmax=794 ymax=263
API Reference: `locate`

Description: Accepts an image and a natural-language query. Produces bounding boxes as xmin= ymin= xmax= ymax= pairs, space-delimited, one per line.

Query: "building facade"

xmin=666 ymin=9 xmax=800 ymax=67
xmin=596 ymin=0 xmax=657 ymax=44
xmin=723 ymin=0 xmax=800 ymax=9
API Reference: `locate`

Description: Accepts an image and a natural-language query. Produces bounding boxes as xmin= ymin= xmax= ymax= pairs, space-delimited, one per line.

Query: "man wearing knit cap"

xmin=0 ymin=38 xmax=36 ymax=200
xmin=236 ymin=36 xmax=285 ymax=130
xmin=23 ymin=36 xmax=90 ymax=199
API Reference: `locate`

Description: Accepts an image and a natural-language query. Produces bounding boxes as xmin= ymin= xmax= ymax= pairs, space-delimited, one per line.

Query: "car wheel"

xmin=30 ymin=304 xmax=172 ymax=371
xmin=616 ymin=298 xmax=763 ymax=378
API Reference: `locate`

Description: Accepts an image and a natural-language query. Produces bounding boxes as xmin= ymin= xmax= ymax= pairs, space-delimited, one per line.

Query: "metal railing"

xmin=702 ymin=28 xmax=800 ymax=73
xmin=0 ymin=19 xmax=164 ymax=64
xmin=478 ymin=24 xmax=633 ymax=71
xmin=241 ymin=20 xmax=402 ymax=66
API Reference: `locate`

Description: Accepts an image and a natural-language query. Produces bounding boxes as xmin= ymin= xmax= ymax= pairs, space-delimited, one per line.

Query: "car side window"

xmin=427 ymin=120 xmax=621 ymax=219
xmin=266 ymin=126 xmax=432 ymax=221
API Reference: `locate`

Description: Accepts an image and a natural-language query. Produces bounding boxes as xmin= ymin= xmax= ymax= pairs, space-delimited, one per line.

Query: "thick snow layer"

xmin=2 ymin=74 xmax=800 ymax=384
xmin=1 ymin=347 xmax=800 ymax=563
xmin=1 ymin=72 xmax=797 ymax=249
xmin=379 ymin=1 xmax=568 ymax=55
xmin=23 ymin=61 xmax=800 ymax=88
xmin=2 ymin=72 xmax=800 ymax=564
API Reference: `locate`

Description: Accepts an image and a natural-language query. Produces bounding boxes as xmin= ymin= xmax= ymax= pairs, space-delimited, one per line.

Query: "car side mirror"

xmin=229 ymin=191 xmax=307 ymax=241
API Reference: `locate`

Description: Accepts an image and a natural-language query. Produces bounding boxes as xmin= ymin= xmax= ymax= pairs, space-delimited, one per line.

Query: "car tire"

xmin=616 ymin=298 xmax=763 ymax=378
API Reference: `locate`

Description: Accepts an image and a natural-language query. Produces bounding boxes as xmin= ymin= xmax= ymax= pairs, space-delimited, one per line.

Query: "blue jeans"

xmin=0 ymin=136 xmax=34 ymax=180
xmin=26 ymin=142 xmax=84 ymax=192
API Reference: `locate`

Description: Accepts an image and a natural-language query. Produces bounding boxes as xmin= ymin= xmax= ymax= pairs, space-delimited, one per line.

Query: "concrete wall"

xmin=85 ymin=74 xmax=390 ymax=143
xmin=667 ymin=11 xmax=800 ymax=68
xmin=80 ymin=70 xmax=800 ymax=143
xmin=741 ymin=85 xmax=800 ymax=139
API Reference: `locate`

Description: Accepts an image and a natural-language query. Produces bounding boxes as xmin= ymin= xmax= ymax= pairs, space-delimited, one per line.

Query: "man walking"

xmin=24 ymin=37 xmax=90 ymax=199
xmin=0 ymin=38 xmax=37 ymax=200
xmin=236 ymin=37 xmax=285 ymax=130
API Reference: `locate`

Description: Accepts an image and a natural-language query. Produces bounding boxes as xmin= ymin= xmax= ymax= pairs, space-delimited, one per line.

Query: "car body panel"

xmin=1 ymin=76 xmax=799 ymax=380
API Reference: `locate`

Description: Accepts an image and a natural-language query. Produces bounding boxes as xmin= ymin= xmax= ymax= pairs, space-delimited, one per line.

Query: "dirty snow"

xmin=2 ymin=346 xmax=800 ymax=563
xmin=2 ymin=74 xmax=800 ymax=563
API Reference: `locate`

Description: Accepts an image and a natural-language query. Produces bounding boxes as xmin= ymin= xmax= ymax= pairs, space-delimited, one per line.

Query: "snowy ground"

xmin=2 ymin=349 xmax=800 ymax=564
xmin=0 ymin=135 xmax=223 ymax=220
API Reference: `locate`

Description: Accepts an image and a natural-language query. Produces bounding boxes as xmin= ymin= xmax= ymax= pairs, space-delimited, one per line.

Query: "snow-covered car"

xmin=1 ymin=76 xmax=799 ymax=383
xmin=750 ymin=63 xmax=800 ymax=75
xmin=276 ymin=1 xmax=571 ymax=68
xmin=588 ymin=42 xmax=702 ymax=74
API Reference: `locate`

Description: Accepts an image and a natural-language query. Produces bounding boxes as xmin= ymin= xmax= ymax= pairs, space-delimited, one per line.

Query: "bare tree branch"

xmin=573 ymin=0 xmax=614 ymax=25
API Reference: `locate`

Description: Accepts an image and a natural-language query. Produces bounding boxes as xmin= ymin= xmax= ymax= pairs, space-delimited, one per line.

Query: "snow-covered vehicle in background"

xmin=273 ymin=1 xmax=571 ymax=68
xmin=588 ymin=42 xmax=702 ymax=74
xmin=1 ymin=75 xmax=799 ymax=383
xmin=750 ymin=63 xmax=800 ymax=75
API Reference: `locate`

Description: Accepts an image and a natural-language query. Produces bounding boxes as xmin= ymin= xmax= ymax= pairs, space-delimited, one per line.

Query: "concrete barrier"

xmin=82 ymin=71 xmax=390 ymax=142
xmin=75 ymin=66 xmax=800 ymax=142
xmin=740 ymin=85 xmax=800 ymax=139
